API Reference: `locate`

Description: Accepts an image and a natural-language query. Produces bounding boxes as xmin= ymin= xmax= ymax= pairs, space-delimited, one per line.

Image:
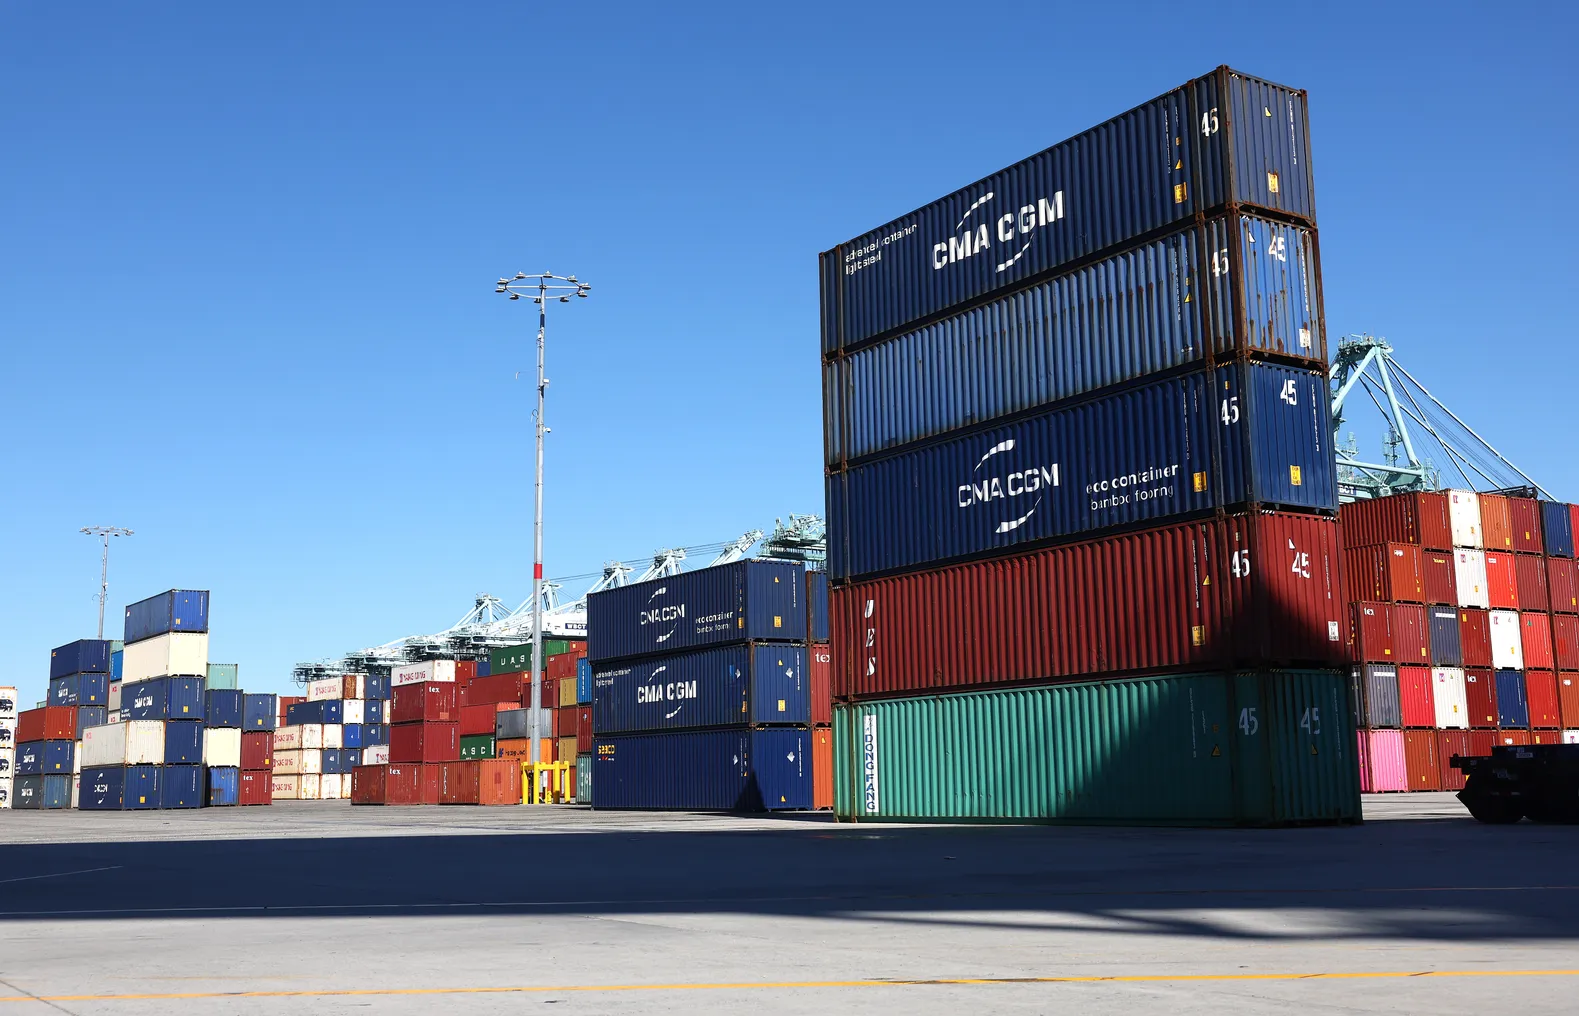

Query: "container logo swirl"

xmin=932 ymin=190 xmax=1065 ymax=274
xmin=957 ymin=438 xmax=1059 ymax=535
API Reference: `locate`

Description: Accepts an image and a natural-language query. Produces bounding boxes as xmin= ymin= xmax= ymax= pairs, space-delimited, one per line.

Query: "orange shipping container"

xmin=1483 ymin=553 xmax=1519 ymax=610
xmin=1436 ymin=730 xmax=1469 ymax=791
xmin=478 ymin=759 xmax=522 ymax=805
xmin=1559 ymin=673 xmax=1579 ymax=728
xmin=813 ymin=727 xmax=833 ymax=810
xmin=1479 ymin=494 xmax=1514 ymax=551
xmin=1343 ymin=543 xmax=1424 ymax=604
xmin=495 ymin=737 xmax=533 ymax=761
xmin=1402 ymin=730 xmax=1441 ymax=791
xmin=1526 ymin=670 xmax=1561 ymax=728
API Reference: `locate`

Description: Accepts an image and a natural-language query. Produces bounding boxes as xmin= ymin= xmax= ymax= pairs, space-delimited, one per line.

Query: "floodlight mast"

xmin=493 ymin=272 xmax=591 ymax=776
xmin=79 ymin=526 xmax=134 ymax=639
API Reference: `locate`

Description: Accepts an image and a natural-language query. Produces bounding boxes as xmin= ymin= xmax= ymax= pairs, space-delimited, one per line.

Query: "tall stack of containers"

xmin=19 ymin=640 xmax=111 ymax=809
xmin=120 ymin=591 xmax=209 ymax=809
xmin=1337 ymin=490 xmax=1579 ymax=790
xmin=820 ymin=67 xmax=1359 ymax=825
xmin=0 ymin=685 xmax=17 ymax=809
xmin=588 ymin=559 xmax=813 ymax=811
xmin=806 ymin=569 xmax=832 ymax=809
xmin=273 ymin=672 xmax=388 ymax=800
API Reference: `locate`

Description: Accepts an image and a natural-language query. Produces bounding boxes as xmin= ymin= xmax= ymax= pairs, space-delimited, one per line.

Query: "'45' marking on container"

xmin=1300 ymin=706 xmax=1321 ymax=735
xmin=1238 ymin=707 xmax=1259 ymax=735
xmin=1231 ymin=549 xmax=1252 ymax=578
xmin=1279 ymin=379 xmax=1299 ymax=406
xmin=1288 ymin=539 xmax=1311 ymax=579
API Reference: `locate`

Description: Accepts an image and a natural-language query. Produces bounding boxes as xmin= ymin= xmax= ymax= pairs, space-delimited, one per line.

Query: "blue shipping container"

xmin=826 ymin=215 xmax=1322 ymax=465
xmin=1428 ymin=608 xmax=1462 ymax=667
xmin=207 ymin=767 xmax=240 ymax=806
xmin=577 ymin=657 xmax=593 ymax=705
xmin=49 ymin=639 xmax=111 ymax=679
xmin=1495 ymin=669 xmax=1529 ymax=728
xmin=164 ymin=721 xmax=204 ymax=764
xmin=363 ymin=723 xmax=388 ymax=746
xmin=42 ymin=774 xmax=72 ymax=809
xmin=587 ymin=559 xmax=807 ymax=664
xmin=80 ymin=766 xmax=126 ymax=810
xmin=111 ymin=650 xmax=123 ymax=681
xmin=594 ymin=644 xmax=810 ymax=734
xmin=243 ymin=693 xmax=278 ymax=731
xmin=15 ymin=741 xmax=45 ymax=775
xmin=474 ymin=659 xmax=491 ymax=679
xmin=159 ymin=765 xmax=204 ymax=808
xmin=365 ymin=674 xmax=392 ymax=700
xmin=1541 ymin=502 xmax=1574 ymax=558
xmin=74 ymin=706 xmax=108 ymax=738
xmin=49 ymin=672 xmax=109 ymax=707
xmin=591 ymin=727 xmax=812 ymax=811
xmin=286 ymin=699 xmax=342 ymax=725
xmin=124 ymin=676 xmax=205 ymax=720
xmin=807 ymin=570 xmax=829 ymax=643
xmin=123 ymin=589 xmax=210 ymax=644
xmin=827 ymin=361 xmax=1335 ymax=581
xmin=124 ymin=765 xmax=161 ymax=809
xmin=41 ymin=740 xmax=73 ymax=773
xmin=204 ymin=689 xmax=244 ymax=728
xmin=322 ymin=749 xmax=348 ymax=774
xmin=341 ymin=723 xmax=364 ymax=748
xmin=821 ymin=67 xmax=1315 ymax=354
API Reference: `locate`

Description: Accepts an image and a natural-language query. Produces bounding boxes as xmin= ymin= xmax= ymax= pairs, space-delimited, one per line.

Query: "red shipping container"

xmin=478 ymin=758 xmax=523 ymax=805
xmin=238 ymin=770 xmax=273 ymax=806
xmin=810 ymin=642 xmax=831 ymax=725
xmin=1479 ymin=494 xmax=1514 ymax=552
xmin=351 ymin=764 xmax=392 ymax=804
xmin=1390 ymin=604 xmax=1429 ymax=666
xmin=1421 ymin=551 xmax=1457 ymax=605
xmin=389 ymin=721 xmax=460 ymax=763
xmin=1554 ymin=616 xmax=1579 ymax=671
xmin=1459 ymin=609 xmax=1493 ymax=667
xmin=1402 ymin=730 xmax=1442 ymax=790
xmin=541 ymin=677 xmax=559 ymax=707
xmin=1436 ymin=730 xmax=1470 ymax=791
xmin=278 ymin=695 xmax=305 ymax=727
xmin=1352 ymin=603 xmax=1394 ymax=663
xmin=1339 ymin=492 xmax=1452 ymax=551
xmin=832 ymin=512 xmax=1345 ymax=698
xmin=1530 ymin=730 xmax=1565 ymax=745
xmin=439 ymin=761 xmax=481 ymax=804
xmin=1398 ymin=666 xmax=1435 ymax=727
xmin=390 ymin=682 xmax=459 ymax=724
xmin=459 ymin=703 xmax=505 ymax=737
xmin=546 ymin=649 xmax=585 ymax=681
xmin=1550 ymin=558 xmax=1579 ymax=614
xmin=463 ymin=672 xmax=527 ymax=708
xmin=353 ymin=763 xmax=431 ymax=805
xmin=1559 ymin=673 xmax=1579 ymax=727
xmin=1468 ymin=729 xmax=1496 ymax=757
xmin=576 ymin=706 xmax=593 ymax=754
xmin=1509 ymin=498 xmax=1544 ymax=554
xmin=554 ymin=705 xmax=579 ymax=738
xmin=1483 ymin=553 xmax=1519 ymax=609
xmin=1525 ymin=669 xmax=1561 ymax=728
xmin=17 ymin=706 xmax=76 ymax=743
xmin=1343 ymin=543 xmax=1424 ymax=603
xmin=240 ymin=731 xmax=273 ymax=770
xmin=456 ymin=660 xmax=477 ymax=682
xmin=1464 ymin=668 xmax=1498 ymax=728
xmin=1521 ymin=612 xmax=1555 ymax=671
xmin=1515 ymin=555 xmax=1550 ymax=613
xmin=813 ymin=726 xmax=833 ymax=810
xmin=1496 ymin=730 xmax=1532 ymax=746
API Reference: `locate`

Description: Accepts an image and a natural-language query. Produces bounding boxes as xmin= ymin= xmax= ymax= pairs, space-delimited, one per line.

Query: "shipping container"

xmin=305 ymin=678 xmax=342 ymax=702
xmin=1358 ymin=729 xmax=1407 ymax=792
xmin=810 ymin=643 xmax=831 ymax=726
xmin=1483 ymin=553 xmax=1520 ymax=610
xmin=389 ymin=721 xmax=459 ymax=764
xmin=593 ymin=727 xmax=811 ymax=811
xmin=350 ymin=764 xmax=391 ymax=804
xmin=48 ymin=673 xmax=108 ymax=707
xmin=49 ymin=639 xmax=111 ymax=679
xmin=577 ymin=658 xmax=593 ymax=705
xmin=204 ymin=690 xmax=243 ymax=728
xmin=1495 ymin=670 xmax=1530 ymax=728
xmin=593 ymin=643 xmax=810 ymax=734
xmin=1478 ymin=494 xmax=1514 ymax=551
xmin=1496 ymin=730 xmax=1532 ymax=746
xmin=38 ymin=774 xmax=71 ymax=809
xmin=588 ymin=561 xmax=807 ymax=664
xmin=557 ymin=676 xmax=579 ymax=709
xmin=364 ymin=675 xmax=390 ymax=700
xmin=1464 ymin=669 xmax=1497 ymax=728
xmin=1556 ymin=617 xmax=1579 ymax=671
xmin=1431 ymin=668 xmax=1468 ymax=729
xmin=391 ymin=660 xmax=457 ymax=687
xmin=207 ymin=767 xmax=240 ymax=806
xmin=577 ymin=752 xmax=593 ymax=803
xmin=272 ymin=724 xmax=322 ymax=751
xmin=1338 ymin=492 xmax=1452 ymax=552
xmin=828 ymin=362 xmax=1334 ymax=581
xmin=1541 ymin=501 xmax=1574 ymax=558
xmin=834 ymin=670 xmax=1356 ymax=823
xmin=1401 ymin=730 xmax=1442 ymax=791
xmin=1427 ymin=608 xmax=1463 ymax=667
xmin=1390 ymin=605 xmax=1430 ymax=666
xmin=495 ymin=738 xmax=532 ymax=762
xmin=1521 ymin=612 xmax=1555 ymax=671
xmin=1447 ymin=490 xmax=1481 ymax=548
xmin=826 ymin=214 xmax=1323 ymax=465
xmin=362 ymin=744 xmax=390 ymax=766
xmin=1397 ymin=667 xmax=1435 ymax=728
xmin=123 ymin=676 xmax=204 ymax=721
xmin=821 ymin=67 xmax=1315 ymax=354
xmin=271 ymin=773 xmax=303 ymax=801
xmin=812 ymin=726 xmax=833 ymax=810
xmin=1460 ymin=609 xmax=1493 ymax=667
xmin=107 ymin=681 xmax=121 ymax=711
xmin=158 ymin=765 xmax=203 ymax=808
xmin=17 ymin=741 xmax=72 ymax=774
xmin=121 ymin=632 xmax=208 ymax=683
xmin=73 ymin=706 xmax=107 ymax=738
xmin=463 ymin=673 xmax=525 ymax=709
xmin=1508 ymin=498 xmax=1543 ymax=554
xmin=80 ymin=721 xmax=164 ymax=767
xmin=242 ymin=694 xmax=278 ymax=730
xmin=1550 ymin=559 xmax=1579 ymax=613
xmin=124 ymin=589 xmax=209 ymax=644
xmin=1352 ymin=664 xmax=1400 ymax=727
xmin=1343 ymin=544 xmax=1423 ymax=604
xmin=1437 ymin=729 xmax=1471 ymax=790
xmin=285 ymin=700 xmax=342 ymax=726
xmin=833 ymin=512 xmax=1342 ymax=699
xmin=459 ymin=734 xmax=495 ymax=760
xmin=1452 ymin=549 xmax=1488 ymax=608
xmin=203 ymin=727 xmax=241 ymax=767
xmin=1489 ymin=610 xmax=1525 ymax=669
xmin=807 ymin=570 xmax=830 ymax=644
xmin=390 ymin=682 xmax=459 ymax=724
xmin=1525 ymin=670 xmax=1561 ymax=728
xmin=489 ymin=640 xmax=580 ymax=676
xmin=240 ymin=730 xmax=272 ymax=770
xmin=163 ymin=720 xmax=203 ymax=764
xmin=16 ymin=706 xmax=75 ymax=742
xmin=273 ymin=749 xmax=321 ymax=775
xmin=1422 ymin=550 xmax=1457 ymax=605
xmin=1560 ymin=673 xmax=1579 ymax=727
xmin=12 ymin=774 xmax=41 ymax=809
xmin=206 ymin=663 xmax=239 ymax=690
xmin=110 ymin=650 xmax=122 ymax=682
xmin=577 ymin=706 xmax=593 ymax=754
xmin=79 ymin=765 xmax=124 ymax=810
xmin=341 ymin=700 xmax=365 ymax=725
xmin=1515 ymin=555 xmax=1550 ymax=613
xmin=341 ymin=723 xmax=364 ymax=748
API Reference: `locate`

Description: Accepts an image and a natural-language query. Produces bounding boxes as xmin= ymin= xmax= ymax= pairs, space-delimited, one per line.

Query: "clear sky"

xmin=1 ymin=3 xmax=1574 ymax=705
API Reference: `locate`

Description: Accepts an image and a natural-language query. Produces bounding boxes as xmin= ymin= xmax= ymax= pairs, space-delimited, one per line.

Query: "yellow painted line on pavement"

xmin=3 ymin=969 xmax=1579 ymax=1003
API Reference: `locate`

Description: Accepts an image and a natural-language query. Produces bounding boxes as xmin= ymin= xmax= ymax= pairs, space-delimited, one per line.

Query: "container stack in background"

xmin=14 ymin=639 xmax=110 ymax=809
xmin=806 ymin=569 xmax=832 ymax=810
xmin=1341 ymin=490 xmax=1579 ymax=792
xmin=272 ymin=672 xmax=389 ymax=800
xmin=587 ymin=559 xmax=814 ymax=811
xmin=0 ymin=685 xmax=18 ymax=809
xmin=820 ymin=66 xmax=1360 ymax=825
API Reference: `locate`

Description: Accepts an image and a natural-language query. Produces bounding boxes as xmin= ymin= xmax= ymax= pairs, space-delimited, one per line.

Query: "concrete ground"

xmin=1 ymin=792 xmax=1576 ymax=1014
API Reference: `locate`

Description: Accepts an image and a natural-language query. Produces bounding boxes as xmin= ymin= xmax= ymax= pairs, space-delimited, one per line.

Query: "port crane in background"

xmin=1329 ymin=333 xmax=1551 ymax=503
xmin=292 ymin=516 xmax=824 ymax=684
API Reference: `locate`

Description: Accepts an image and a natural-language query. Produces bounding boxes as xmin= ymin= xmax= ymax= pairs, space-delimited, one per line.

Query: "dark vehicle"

xmin=1454 ymin=745 xmax=1579 ymax=823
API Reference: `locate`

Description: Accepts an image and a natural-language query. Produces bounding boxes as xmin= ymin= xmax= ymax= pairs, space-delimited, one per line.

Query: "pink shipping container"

xmin=1359 ymin=729 xmax=1408 ymax=792
xmin=830 ymin=512 xmax=1344 ymax=699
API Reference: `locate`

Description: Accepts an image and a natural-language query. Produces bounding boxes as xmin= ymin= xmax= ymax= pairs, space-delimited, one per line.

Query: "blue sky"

xmin=1 ymin=3 xmax=1573 ymax=704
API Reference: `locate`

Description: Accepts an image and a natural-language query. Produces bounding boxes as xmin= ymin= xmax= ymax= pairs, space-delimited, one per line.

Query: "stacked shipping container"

xmin=0 ymin=685 xmax=16 ymax=809
xmin=271 ymin=672 xmax=389 ymax=800
xmin=820 ymin=66 xmax=1359 ymax=825
xmin=1340 ymin=491 xmax=1579 ymax=792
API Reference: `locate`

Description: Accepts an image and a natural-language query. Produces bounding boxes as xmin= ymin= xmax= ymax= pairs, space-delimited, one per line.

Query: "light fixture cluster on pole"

xmin=80 ymin=526 xmax=134 ymax=640
xmin=494 ymin=271 xmax=591 ymax=771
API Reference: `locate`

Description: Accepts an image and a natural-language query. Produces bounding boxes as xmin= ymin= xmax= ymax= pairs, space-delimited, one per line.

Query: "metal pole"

xmin=529 ymin=279 xmax=547 ymax=772
xmin=97 ymin=533 xmax=110 ymax=639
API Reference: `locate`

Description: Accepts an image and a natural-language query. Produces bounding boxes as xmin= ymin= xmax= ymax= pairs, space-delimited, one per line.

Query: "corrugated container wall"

xmin=49 ymin=640 xmax=112 ymax=680
xmin=587 ymin=560 xmax=807 ymax=663
xmin=828 ymin=362 xmax=1334 ymax=582
xmin=123 ymin=590 xmax=210 ymax=644
xmin=593 ymin=644 xmax=809 ymax=734
xmin=807 ymin=570 xmax=830 ymax=643
xmin=591 ymin=727 xmax=812 ymax=811
xmin=821 ymin=67 xmax=1314 ymax=354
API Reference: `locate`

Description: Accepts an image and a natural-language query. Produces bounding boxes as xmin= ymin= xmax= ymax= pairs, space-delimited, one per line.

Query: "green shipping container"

xmin=460 ymin=734 xmax=496 ymax=760
xmin=206 ymin=663 xmax=239 ymax=690
xmin=577 ymin=752 xmax=593 ymax=803
xmin=489 ymin=641 xmax=580 ymax=675
xmin=833 ymin=671 xmax=1360 ymax=827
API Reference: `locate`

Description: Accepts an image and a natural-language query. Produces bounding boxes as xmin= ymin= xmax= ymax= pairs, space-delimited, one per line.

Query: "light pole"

xmin=494 ymin=271 xmax=590 ymax=771
xmin=80 ymin=526 xmax=134 ymax=639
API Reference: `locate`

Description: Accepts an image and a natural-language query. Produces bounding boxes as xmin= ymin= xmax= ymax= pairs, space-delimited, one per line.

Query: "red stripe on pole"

xmin=534 ymin=564 xmax=543 ymax=579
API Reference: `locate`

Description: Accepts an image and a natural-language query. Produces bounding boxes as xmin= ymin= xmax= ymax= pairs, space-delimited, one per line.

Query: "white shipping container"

xmin=272 ymin=774 xmax=303 ymax=800
xmin=108 ymin=710 xmax=123 ymax=724
xmin=1431 ymin=668 xmax=1469 ymax=729
xmin=74 ymin=742 xmax=81 ymax=775
xmin=71 ymin=774 xmax=80 ymax=809
xmin=81 ymin=721 xmax=166 ymax=767
xmin=362 ymin=744 xmax=390 ymax=766
xmin=1454 ymin=550 xmax=1489 ymax=609
xmin=1 ymin=684 xmax=19 ymax=719
xmin=0 ymin=776 xmax=12 ymax=809
xmin=1563 ymin=730 xmax=1579 ymax=745
xmin=203 ymin=728 xmax=242 ymax=767
xmin=318 ymin=773 xmax=344 ymax=800
xmin=122 ymin=632 xmax=209 ymax=683
xmin=342 ymin=700 xmax=365 ymax=725
xmin=322 ymin=724 xmax=343 ymax=749
xmin=306 ymin=678 xmax=342 ymax=702
xmin=1448 ymin=489 xmax=1482 ymax=548
xmin=391 ymin=660 xmax=456 ymax=687
xmin=107 ymin=681 xmax=122 ymax=711
xmin=299 ymin=774 xmax=321 ymax=799
xmin=1489 ymin=610 xmax=1524 ymax=669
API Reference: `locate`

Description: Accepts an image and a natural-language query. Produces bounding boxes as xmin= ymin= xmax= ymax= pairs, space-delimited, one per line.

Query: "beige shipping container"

xmin=273 ymin=749 xmax=323 ymax=775
xmin=203 ymin=728 xmax=242 ymax=767
xmin=298 ymin=774 xmax=322 ymax=799
xmin=273 ymin=724 xmax=324 ymax=751
xmin=392 ymin=660 xmax=455 ymax=687
xmin=306 ymin=678 xmax=342 ymax=702
xmin=318 ymin=773 xmax=345 ymax=800
xmin=322 ymin=724 xmax=343 ymax=749
xmin=362 ymin=744 xmax=390 ymax=766
xmin=122 ymin=632 xmax=209 ymax=683
xmin=81 ymin=721 xmax=165 ymax=767
xmin=272 ymin=774 xmax=303 ymax=800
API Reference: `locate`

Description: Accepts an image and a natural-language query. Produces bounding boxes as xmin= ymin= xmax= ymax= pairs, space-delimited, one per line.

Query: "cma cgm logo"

xmin=639 ymin=586 xmax=685 ymax=644
xmin=932 ymin=191 xmax=1065 ymax=273
xmin=957 ymin=439 xmax=1059 ymax=534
